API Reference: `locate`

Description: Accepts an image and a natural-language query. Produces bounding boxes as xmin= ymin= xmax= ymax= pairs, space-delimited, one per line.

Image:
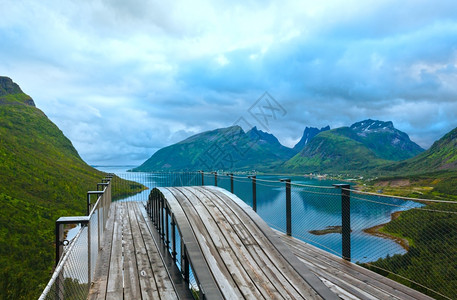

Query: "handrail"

xmin=39 ymin=175 xmax=113 ymax=300
xmin=38 ymin=228 xmax=85 ymax=300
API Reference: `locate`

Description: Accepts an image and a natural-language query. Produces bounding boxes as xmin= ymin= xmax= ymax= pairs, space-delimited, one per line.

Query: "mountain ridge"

xmin=134 ymin=119 xmax=427 ymax=174
xmin=379 ymin=126 xmax=457 ymax=174
xmin=284 ymin=119 xmax=424 ymax=173
xmin=133 ymin=125 xmax=297 ymax=172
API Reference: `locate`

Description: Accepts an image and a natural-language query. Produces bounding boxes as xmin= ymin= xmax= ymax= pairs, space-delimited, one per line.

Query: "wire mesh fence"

xmin=112 ymin=172 xmax=202 ymax=201
xmin=201 ymin=172 xmax=457 ymax=299
xmin=351 ymin=189 xmax=457 ymax=299
xmin=39 ymin=227 xmax=90 ymax=300
xmin=39 ymin=177 xmax=112 ymax=300
xmin=289 ymin=184 xmax=343 ymax=257
xmin=107 ymin=171 xmax=457 ymax=298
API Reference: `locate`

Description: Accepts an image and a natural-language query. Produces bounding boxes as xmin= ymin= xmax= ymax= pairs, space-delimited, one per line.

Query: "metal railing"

xmin=39 ymin=170 xmax=456 ymax=299
xmin=39 ymin=175 xmax=113 ymax=300
xmin=114 ymin=171 xmax=457 ymax=299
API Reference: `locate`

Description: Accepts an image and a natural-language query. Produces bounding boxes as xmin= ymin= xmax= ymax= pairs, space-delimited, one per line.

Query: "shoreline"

xmin=363 ymin=210 xmax=410 ymax=251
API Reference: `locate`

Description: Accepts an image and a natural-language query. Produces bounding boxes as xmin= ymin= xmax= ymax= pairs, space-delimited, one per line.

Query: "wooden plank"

xmin=126 ymin=202 xmax=161 ymax=299
xmin=105 ymin=202 xmax=124 ymax=299
xmin=121 ymin=203 xmax=142 ymax=299
xmin=165 ymin=187 xmax=243 ymax=299
xmin=136 ymin=201 xmax=195 ymax=300
xmin=88 ymin=202 xmax=117 ymax=300
xmin=194 ymin=186 xmax=313 ymax=299
xmin=158 ymin=188 xmax=226 ymax=299
xmin=280 ymin=237 xmax=395 ymax=300
xmin=211 ymin=186 xmax=339 ymax=300
xmin=183 ymin=187 xmax=286 ymax=299
xmin=131 ymin=202 xmax=179 ymax=299
xmin=278 ymin=231 xmax=434 ymax=300
xmin=177 ymin=187 xmax=270 ymax=299
xmin=202 ymin=186 xmax=328 ymax=300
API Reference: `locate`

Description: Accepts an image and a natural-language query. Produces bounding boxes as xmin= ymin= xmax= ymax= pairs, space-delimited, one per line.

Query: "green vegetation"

xmin=284 ymin=128 xmax=389 ymax=173
xmin=378 ymin=127 xmax=457 ymax=175
xmin=133 ymin=125 xmax=297 ymax=172
xmin=361 ymin=201 xmax=457 ymax=299
xmin=0 ymin=77 xmax=142 ymax=299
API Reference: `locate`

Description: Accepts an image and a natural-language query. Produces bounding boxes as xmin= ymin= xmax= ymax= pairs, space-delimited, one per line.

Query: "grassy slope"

xmin=283 ymin=128 xmax=388 ymax=173
xmin=354 ymin=128 xmax=457 ymax=298
xmin=0 ymin=90 xmax=108 ymax=299
xmin=378 ymin=127 xmax=457 ymax=175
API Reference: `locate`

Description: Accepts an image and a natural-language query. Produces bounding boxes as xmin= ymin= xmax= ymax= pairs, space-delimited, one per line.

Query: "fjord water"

xmin=98 ymin=167 xmax=422 ymax=263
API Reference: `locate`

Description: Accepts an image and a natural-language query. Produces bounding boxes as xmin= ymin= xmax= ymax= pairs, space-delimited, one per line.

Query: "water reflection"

xmin=95 ymin=168 xmax=423 ymax=263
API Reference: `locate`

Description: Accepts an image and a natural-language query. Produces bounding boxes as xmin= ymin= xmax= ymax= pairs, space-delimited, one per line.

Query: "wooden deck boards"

xmin=163 ymin=186 xmax=337 ymax=300
xmin=88 ymin=201 xmax=190 ymax=300
xmin=277 ymin=231 xmax=434 ymax=300
xmin=88 ymin=186 xmax=433 ymax=300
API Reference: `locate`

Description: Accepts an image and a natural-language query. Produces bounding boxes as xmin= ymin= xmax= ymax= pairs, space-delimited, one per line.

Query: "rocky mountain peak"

xmin=350 ymin=119 xmax=394 ymax=134
xmin=293 ymin=125 xmax=330 ymax=152
xmin=0 ymin=76 xmax=36 ymax=106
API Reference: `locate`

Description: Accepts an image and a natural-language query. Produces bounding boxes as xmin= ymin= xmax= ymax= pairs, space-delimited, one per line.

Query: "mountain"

xmin=380 ymin=126 xmax=457 ymax=174
xmin=284 ymin=127 xmax=387 ymax=173
xmin=247 ymin=126 xmax=297 ymax=158
xmin=292 ymin=125 xmax=330 ymax=152
xmin=0 ymin=77 xmax=106 ymax=299
xmin=349 ymin=120 xmax=424 ymax=161
xmin=284 ymin=119 xmax=424 ymax=173
xmin=133 ymin=125 xmax=296 ymax=172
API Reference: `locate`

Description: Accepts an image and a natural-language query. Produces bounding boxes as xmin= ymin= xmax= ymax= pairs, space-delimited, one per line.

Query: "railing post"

xmin=156 ymin=195 xmax=160 ymax=228
xmin=200 ymin=171 xmax=204 ymax=186
xmin=281 ymin=179 xmax=292 ymax=236
xmin=87 ymin=193 xmax=91 ymax=215
xmin=55 ymin=223 xmax=64 ymax=267
xmin=181 ymin=241 xmax=190 ymax=282
xmin=230 ymin=173 xmax=234 ymax=194
xmin=87 ymin=191 xmax=104 ymax=215
xmin=160 ymin=196 xmax=165 ymax=240
xmin=249 ymin=175 xmax=257 ymax=212
xmin=165 ymin=206 xmax=170 ymax=249
xmin=213 ymin=172 xmax=217 ymax=187
xmin=334 ymin=184 xmax=351 ymax=261
xmin=171 ymin=217 xmax=177 ymax=262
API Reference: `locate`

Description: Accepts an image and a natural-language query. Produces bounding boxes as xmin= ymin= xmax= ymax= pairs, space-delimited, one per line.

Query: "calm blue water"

xmin=96 ymin=167 xmax=422 ymax=263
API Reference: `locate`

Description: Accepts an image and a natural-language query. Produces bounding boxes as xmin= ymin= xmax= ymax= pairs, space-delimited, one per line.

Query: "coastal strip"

xmin=363 ymin=211 xmax=410 ymax=251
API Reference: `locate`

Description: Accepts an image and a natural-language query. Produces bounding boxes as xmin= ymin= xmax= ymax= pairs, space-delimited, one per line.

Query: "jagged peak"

xmin=247 ymin=126 xmax=280 ymax=144
xmin=0 ymin=76 xmax=35 ymax=107
xmin=350 ymin=119 xmax=394 ymax=132
xmin=293 ymin=125 xmax=330 ymax=151
xmin=0 ymin=76 xmax=22 ymax=95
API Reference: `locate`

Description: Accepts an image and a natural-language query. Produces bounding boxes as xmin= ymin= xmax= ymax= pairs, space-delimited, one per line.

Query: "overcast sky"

xmin=1 ymin=0 xmax=457 ymax=165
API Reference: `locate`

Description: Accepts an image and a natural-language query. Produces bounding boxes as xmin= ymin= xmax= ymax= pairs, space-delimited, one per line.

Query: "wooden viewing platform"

xmin=88 ymin=186 xmax=432 ymax=300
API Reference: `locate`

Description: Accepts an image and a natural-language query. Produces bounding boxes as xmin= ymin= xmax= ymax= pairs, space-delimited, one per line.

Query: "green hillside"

xmin=0 ymin=77 xmax=137 ymax=299
xmin=133 ymin=125 xmax=296 ymax=172
xmin=380 ymin=126 xmax=457 ymax=174
xmin=360 ymin=126 xmax=457 ymax=199
xmin=284 ymin=128 xmax=388 ymax=173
